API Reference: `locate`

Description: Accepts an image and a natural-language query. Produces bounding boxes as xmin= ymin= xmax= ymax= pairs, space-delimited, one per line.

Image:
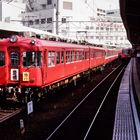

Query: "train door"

xmin=8 ymin=47 xmax=20 ymax=82
xmin=42 ymin=50 xmax=47 ymax=84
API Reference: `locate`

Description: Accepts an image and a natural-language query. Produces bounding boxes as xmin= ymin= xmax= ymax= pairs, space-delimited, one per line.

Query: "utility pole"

xmin=56 ymin=0 xmax=59 ymax=35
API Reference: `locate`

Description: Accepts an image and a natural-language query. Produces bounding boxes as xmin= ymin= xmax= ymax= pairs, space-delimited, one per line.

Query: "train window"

xmin=48 ymin=51 xmax=55 ymax=66
xmin=90 ymin=50 xmax=94 ymax=58
xmin=56 ymin=51 xmax=60 ymax=64
xmin=10 ymin=51 xmax=19 ymax=67
xmin=0 ymin=52 xmax=5 ymax=66
xmin=76 ymin=51 xmax=79 ymax=61
xmin=85 ymin=51 xmax=89 ymax=59
xmin=95 ymin=51 xmax=102 ymax=58
xmin=106 ymin=51 xmax=110 ymax=57
xmin=66 ymin=51 xmax=70 ymax=63
xmin=79 ymin=51 xmax=83 ymax=60
xmin=80 ymin=51 xmax=84 ymax=60
xmin=82 ymin=51 xmax=85 ymax=59
xmin=61 ymin=51 xmax=64 ymax=63
xmin=22 ymin=51 xmax=41 ymax=67
xmin=71 ymin=51 xmax=75 ymax=61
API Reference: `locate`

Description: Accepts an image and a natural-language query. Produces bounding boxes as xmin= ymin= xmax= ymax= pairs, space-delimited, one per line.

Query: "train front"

xmin=0 ymin=36 xmax=43 ymax=102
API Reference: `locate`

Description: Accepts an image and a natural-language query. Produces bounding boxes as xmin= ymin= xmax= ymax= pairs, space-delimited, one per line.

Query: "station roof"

xmin=120 ymin=0 xmax=140 ymax=49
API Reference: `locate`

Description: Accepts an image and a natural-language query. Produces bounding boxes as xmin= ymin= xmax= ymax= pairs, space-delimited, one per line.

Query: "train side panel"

xmin=90 ymin=47 xmax=106 ymax=69
xmin=45 ymin=44 xmax=90 ymax=85
xmin=46 ymin=47 xmax=65 ymax=85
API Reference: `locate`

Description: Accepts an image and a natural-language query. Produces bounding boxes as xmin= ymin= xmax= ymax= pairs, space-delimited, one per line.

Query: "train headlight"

xmin=10 ymin=35 xmax=18 ymax=43
xmin=30 ymin=39 xmax=36 ymax=45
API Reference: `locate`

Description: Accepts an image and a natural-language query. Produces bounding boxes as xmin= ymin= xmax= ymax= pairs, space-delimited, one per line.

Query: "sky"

xmin=94 ymin=0 xmax=119 ymax=10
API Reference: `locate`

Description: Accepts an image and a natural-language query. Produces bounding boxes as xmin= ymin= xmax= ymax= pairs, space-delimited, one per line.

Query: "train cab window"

xmin=122 ymin=49 xmax=130 ymax=54
xmin=22 ymin=51 xmax=41 ymax=67
xmin=56 ymin=51 xmax=60 ymax=64
xmin=48 ymin=51 xmax=55 ymax=66
xmin=10 ymin=51 xmax=19 ymax=67
xmin=0 ymin=52 xmax=5 ymax=66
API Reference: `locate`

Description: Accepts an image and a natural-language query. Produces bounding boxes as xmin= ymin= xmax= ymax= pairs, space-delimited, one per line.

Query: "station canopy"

xmin=120 ymin=0 xmax=140 ymax=49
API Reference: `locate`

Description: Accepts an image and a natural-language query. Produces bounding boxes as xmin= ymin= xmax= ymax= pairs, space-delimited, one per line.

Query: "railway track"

xmin=0 ymin=99 xmax=22 ymax=123
xmin=46 ymin=64 xmax=126 ymax=140
xmin=0 ymin=108 xmax=22 ymax=123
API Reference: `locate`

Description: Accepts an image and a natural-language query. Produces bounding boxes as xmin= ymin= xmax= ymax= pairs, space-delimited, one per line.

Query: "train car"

xmin=119 ymin=48 xmax=132 ymax=60
xmin=0 ymin=35 xmax=120 ymax=103
xmin=89 ymin=44 xmax=106 ymax=69
xmin=105 ymin=48 xmax=120 ymax=64
xmin=0 ymin=35 xmax=90 ymax=102
xmin=0 ymin=22 xmax=120 ymax=103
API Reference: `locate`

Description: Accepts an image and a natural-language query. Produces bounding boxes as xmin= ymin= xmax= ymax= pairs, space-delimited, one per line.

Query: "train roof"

xmin=0 ymin=22 xmax=118 ymax=49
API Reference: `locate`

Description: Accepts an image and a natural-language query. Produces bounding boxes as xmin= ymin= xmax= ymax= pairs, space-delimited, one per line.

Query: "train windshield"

xmin=122 ymin=49 xmax=130 ymax=54
xmin=22 ymin=51 xmax=41 ymax=67
xmin=10 ymin=51 xmax=19 ymax=67
xmin=0 ymin=51 xmax=5 ymax=66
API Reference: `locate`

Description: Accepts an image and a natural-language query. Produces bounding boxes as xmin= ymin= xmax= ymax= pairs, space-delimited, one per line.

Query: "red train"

xmin=0 ymin=34 xmax=120 ymax=103
xmin=119 ymin=48 xmax=132 ymax=60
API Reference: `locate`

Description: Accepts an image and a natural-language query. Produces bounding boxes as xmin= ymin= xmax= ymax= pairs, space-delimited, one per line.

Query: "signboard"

xmin=23 ymin=72 xmax=29 ymax=81
xmin=11 ymin=69 xmax=19 ymax=81
xmin=27 ymin=101 xmax=33 ymax=115
xmin=137 ymin=53 xmax=140 ymax=57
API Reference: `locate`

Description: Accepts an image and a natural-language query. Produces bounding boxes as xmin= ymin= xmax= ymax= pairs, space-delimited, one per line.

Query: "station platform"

xmin=112 ymin=58 xmax=140 ymax=140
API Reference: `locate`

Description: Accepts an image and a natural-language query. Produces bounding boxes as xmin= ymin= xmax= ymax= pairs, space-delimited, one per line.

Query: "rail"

xmin=46 ymin=63 xmax=126 ymax=140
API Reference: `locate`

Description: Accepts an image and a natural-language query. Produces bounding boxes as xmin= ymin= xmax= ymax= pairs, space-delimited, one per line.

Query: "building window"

xmin=35 ymin=19 xmax=39 ymax=24
xmin=41 ymin=4 xmax=46 ymax=9
xmin=96 ymin=27 xmax=99 ymax=30
xmin=47 ymin=0 xmax=52 ymax=5
xmin=63 ymin=1 xmax=72 ymax=10
xmin=85 ymin=26 xmax=89 ymax=30
xmin=106 ymin=28 xmax=109 ymax=31
xmin=29 ymin=20 xmax=33 ymax=25
xmin=41 ymin=18 xmax=46 ymax=24
xmin=101 ymin=27 xmax=104 ymax=30
xmin=47 ymin=17 xmax=52 ymax=23
xmin=62 ymin=18 xmax=66 ymax=23
xmin=47 ymin=30 xmax=52 ymax=33
xmin=90 ymin=26 xmax=94 ymax=30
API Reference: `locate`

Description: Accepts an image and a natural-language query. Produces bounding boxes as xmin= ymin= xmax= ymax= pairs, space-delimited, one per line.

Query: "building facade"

xmin=21 ymin=0 xmax=131 ymax=47
xmin=0 ymin=0 xmax=131 ymax=48
xmin=0 ymin=0 xmax=25 ymax=25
